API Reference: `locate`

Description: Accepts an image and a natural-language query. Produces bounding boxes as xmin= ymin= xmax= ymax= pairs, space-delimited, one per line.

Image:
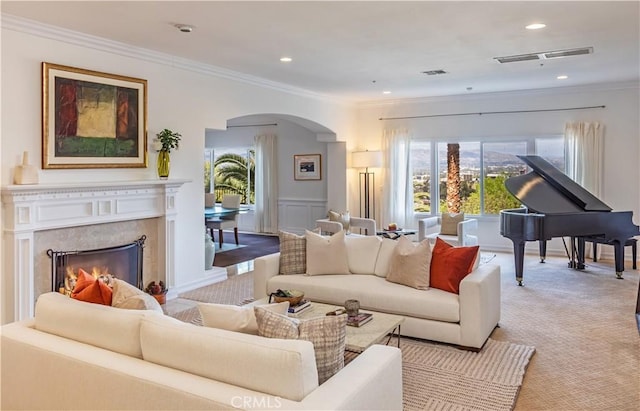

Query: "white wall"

xmin=1 ymin=20 xmax=356 ymax=295
xmin=355 ymin=83 xmax=640 ymax=259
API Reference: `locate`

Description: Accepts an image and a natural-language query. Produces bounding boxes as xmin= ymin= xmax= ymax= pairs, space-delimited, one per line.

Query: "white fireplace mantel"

xmin=1 ymin=179 xmax=189 ymax=324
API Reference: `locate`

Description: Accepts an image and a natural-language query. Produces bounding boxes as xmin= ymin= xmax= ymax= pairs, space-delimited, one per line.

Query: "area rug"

xmin=168 ymin=303 xmax=535 ymax=411
xmin=398 ymin=338 xmax=534 ymax=411
xmin=213 ymin=233 xmax=280 ymax=267
xmin=178 ymin=272 xmax=254 ymax=305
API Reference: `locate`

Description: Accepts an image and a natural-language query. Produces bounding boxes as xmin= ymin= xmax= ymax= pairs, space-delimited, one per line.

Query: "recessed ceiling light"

xmin=280 ymin=57 xmax=292 ymax=62
xmin=382 ymin=91 xmax=391 ymax=94
xmin=557 ymin=75 xmax=568 ymax=80
xmin=526 ymin=23 xmax=546 ymax=30
xmin=174 ymin=24 xmax=194 ymax=33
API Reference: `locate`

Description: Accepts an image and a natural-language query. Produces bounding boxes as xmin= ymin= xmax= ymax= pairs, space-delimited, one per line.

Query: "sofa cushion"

xmin=71 ymin=268 xmax=112 ymax=305
xmin=197 ymin=301 xmax=289 ymax=334
xmin=386 ymin=237 xmax=431 ymax=290
xmin=305 ymin=230 xmax=350 ymax=275
xmin=140 ymin=314 xmax=318 ymax=402
xmin=268 ymin=274 xmax=460 ymax=323
xmin=328 ymin=209 xmax=350 ymax=232
xmin=35 ymin=292 xmax=159 ymax=359
xmin=254 ymin=306 xmax=347 ymax=384
xmin=430 ymin=237 xmax=479 ymax=294
xmin=111 ymin=279 xmax=163 ymax=313
xmin=440 ymin=213 xmax=464 ymax=235
xmin=373 ymin=238 xmax=398 ymax=277
xmin=279 ymin=230 xmax=311 ymax=275
xmin=345 ymin=235 xmax=382 ymax=274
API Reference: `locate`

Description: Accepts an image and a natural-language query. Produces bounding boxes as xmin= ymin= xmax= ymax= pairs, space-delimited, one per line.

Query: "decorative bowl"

xmin=271 ymin=289 xmax=305 ymax=306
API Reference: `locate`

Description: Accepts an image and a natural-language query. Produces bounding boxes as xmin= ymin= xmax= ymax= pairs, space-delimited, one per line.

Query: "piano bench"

xmin=586 ymin=237 xmax=637 ymax=270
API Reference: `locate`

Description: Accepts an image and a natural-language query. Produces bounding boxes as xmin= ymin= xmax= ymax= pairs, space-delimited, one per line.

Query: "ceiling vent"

xmin=422 ymin=69 xmax=447 ymax=75
xmin=494 ymin=47 xmax=593 ymax=64
xmin=543 ymin=47 xmax=593 ymax=59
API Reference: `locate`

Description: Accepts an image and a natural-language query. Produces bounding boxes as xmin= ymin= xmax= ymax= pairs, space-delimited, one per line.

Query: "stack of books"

xmin=347 ymin=313 xmax=373 ymax=327
xmin=288 ymin=299 xmax=311 ymax=314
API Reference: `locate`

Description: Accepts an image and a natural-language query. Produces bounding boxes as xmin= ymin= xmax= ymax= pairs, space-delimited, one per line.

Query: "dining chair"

xmin=206 ymin=194 xmax=241 ymax=245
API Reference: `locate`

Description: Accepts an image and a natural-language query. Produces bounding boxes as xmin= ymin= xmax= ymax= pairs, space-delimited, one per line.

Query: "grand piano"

xmin=500 ymin=155 xmax=640 ymax=286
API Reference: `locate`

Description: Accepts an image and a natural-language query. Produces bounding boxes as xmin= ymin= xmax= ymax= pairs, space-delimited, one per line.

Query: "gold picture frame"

xmin=42 ymin=62 xmax=148 ymax=169
xmin=294 ymin=154 xmax=321 ymax=180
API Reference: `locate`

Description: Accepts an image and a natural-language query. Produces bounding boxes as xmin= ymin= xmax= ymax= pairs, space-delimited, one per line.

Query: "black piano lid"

xmin=505 ymin=155 xmax=612 ymax=214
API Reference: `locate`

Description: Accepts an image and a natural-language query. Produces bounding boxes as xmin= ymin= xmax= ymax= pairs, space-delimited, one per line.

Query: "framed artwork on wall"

xmin=294 ymin=153 xmax=322 ymax=180
xmin=41 ymin=62 xmax=148 ymax=169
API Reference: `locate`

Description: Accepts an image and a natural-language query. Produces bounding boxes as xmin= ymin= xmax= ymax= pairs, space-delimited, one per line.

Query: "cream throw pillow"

xmin=305 ymin=230 xmax=350 ymax=275
xmin=328 ymin=210 xmax=350 ymax=233
xmin=386 ymin=236 xmax=432 ymax=290
xmin=254 ymin=306 xmax=347 ymax=384
xmin=111 ymin=279 xmax=163 ymax=313
xmin=345 ymin=235 xmax=382 ymax=274
xmin=440 ymin=213 xmax=464 ymax=235
xmin=373 ymin=238 xmax=399 ymax=278
xmin=198 ymin=301 xmax=289 ymax=334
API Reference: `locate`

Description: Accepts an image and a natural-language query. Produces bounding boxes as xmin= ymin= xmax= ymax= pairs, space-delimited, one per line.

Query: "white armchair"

xmin=418 ymin=215 xmax=478 ymax=247
xmin=315 ymin=217 xmax=377 ymax=236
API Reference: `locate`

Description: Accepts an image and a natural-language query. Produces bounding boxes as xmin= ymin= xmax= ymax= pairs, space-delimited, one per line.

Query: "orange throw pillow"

xmin=430 ymin=237 xmax=479 ymax=294
xmin=71 ymin=268 xmax=113 ymax=305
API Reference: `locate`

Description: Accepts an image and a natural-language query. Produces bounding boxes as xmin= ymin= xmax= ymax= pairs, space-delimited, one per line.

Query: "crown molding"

xmin=1 ymin=14 xmax=354 ymax=106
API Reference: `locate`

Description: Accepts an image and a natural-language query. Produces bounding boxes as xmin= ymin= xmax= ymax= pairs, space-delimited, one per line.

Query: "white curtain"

xmin=381 ymin=129 xmax=413 ymax=229
xmin=254 ymin=134 xmax=278 ymax=233
xmin=564 ymin=122 xmax=604 ymax=196
xmin=564 ymin=122 xmax=604 ymax=258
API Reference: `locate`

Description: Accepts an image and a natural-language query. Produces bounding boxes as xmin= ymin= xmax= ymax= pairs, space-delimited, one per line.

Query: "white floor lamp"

xmin=352 ymin=150 xmax=383 ymax=219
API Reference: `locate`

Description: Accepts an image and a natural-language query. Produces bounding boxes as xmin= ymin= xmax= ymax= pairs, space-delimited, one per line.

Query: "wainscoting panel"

xmin=278 ymin=199 xmax=327 ymax=235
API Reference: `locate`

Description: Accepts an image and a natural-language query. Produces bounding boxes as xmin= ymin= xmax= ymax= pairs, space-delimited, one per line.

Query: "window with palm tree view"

xmin=205 ymin=147 xmax=255 ymax=205
xmin=411 ymin=137 xmax=564 ymax=215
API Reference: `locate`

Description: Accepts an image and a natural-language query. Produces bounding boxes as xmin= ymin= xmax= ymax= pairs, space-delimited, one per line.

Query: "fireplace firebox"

xmin=48 ymin=236 xmax=146 ymax=295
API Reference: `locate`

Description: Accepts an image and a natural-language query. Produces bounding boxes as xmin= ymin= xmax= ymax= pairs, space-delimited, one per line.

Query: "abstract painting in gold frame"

xmin=42 ymin=62 xmax=148 ymax=169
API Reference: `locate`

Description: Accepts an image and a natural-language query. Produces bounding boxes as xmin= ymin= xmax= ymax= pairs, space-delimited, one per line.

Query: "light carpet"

xmin=178 ymin=272 xmax=254 ymax=304
xmin=172 ymin=304 xmax=534 ymax=411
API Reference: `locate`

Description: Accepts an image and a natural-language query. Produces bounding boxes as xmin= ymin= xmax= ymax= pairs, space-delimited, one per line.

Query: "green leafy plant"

xmin=155 ymin=128 xmax=182 ymax=152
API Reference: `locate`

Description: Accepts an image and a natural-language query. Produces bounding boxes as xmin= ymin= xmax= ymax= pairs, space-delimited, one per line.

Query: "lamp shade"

xmin=352 ymin=150 xmax=382 ymax=168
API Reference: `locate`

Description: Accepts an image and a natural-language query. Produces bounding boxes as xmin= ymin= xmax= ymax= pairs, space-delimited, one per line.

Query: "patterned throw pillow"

xmin=278 ymin=229 xmax=320 ymax=275
xmin=254 ymin=306 xmax=347 ymax=384
xmin=440 ymin=213 xmax=464 ymax=235
xmin=430 ymin=237 xmax=479 ymax=294
xmin=111 ymin=279 xmax=163 ymax=313
xmin=328 ymin=210 xmax=350 ymax=233
xmin=386 ymin=236 xmax=432 ymax=290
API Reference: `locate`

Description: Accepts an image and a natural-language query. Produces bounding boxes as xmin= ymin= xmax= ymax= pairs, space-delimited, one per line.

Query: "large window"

xmin=411 ymin=136 xmax=564 ymax=216
xmin=212 ymin=147 xmax=255 ymax=205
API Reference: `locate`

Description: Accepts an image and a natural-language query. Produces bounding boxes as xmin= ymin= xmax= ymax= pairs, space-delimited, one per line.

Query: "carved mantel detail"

xmin=1 ymin=179 xmax=189 ymax=323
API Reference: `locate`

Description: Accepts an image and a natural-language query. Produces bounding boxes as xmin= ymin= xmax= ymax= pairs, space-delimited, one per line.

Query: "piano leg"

xmin=512 ymin=240 xmax=526 ymax=286
xmin=539 ymin=240 xmax=547 ymax=263
xmin=613 ymin=240 xmax=625 ymax=279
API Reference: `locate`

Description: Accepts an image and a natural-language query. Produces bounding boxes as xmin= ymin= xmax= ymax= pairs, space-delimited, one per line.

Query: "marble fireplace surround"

xmin=1 ymin=180 xmax=188 ymax=324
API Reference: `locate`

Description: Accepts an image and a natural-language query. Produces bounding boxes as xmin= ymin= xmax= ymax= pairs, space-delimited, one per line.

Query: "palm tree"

xmin=446 ymin=143 xmax=461 ymax=213
xmin=213 ymin=151 xmax=255 ymax=204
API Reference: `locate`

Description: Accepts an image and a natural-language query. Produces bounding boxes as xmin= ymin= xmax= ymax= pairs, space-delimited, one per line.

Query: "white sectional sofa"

xmin=254 ymin=235 xmax=501 ymax=350
xmin=1 ymin=292 xmax=402 ymax=410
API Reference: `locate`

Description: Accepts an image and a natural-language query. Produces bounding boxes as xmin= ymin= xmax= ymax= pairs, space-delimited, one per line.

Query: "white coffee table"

xmin=250 ymin=298 xmax=404 ymax=353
